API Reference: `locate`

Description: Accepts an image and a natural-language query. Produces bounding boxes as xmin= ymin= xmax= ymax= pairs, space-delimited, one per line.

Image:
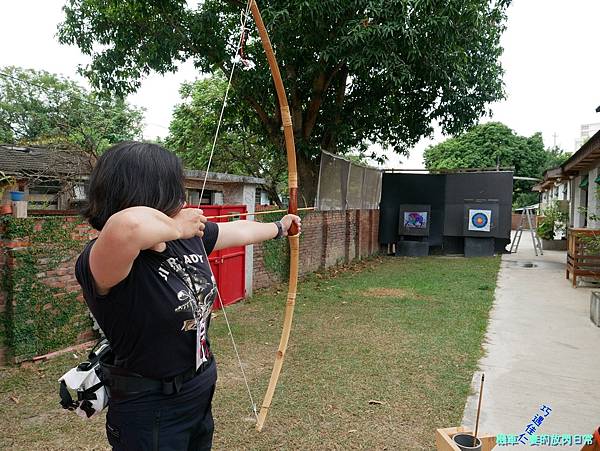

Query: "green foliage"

xmin=536 ymin=220 xmax=554 ymax=241
xmin=253 ymin=209 xmax=310 ymax=279
xmin=579 ymin=233 xmax=600 ymax=254
xmin=424 ymin=122 xmax=546 ymax=173
xmin=257 ymin=211 xmax=291 ymax=280
xmin=58 ymin=0 xmax=511 ymax=196
xmin=165 ymin=75 xmax=287 ymax=205
xmin=1 ymin=217 xmax=92 ymax=361
xmin=536 ymin=201 xmax=568 ymax=240
xmin=0 ymin=66 xmax=144 ymax=156
xmin=424 ymin=122 xmax=569 ymax=207
xmin=261 ymin=238 xmax=290 ymax=281
xmin=513 ymin=192 xmax=539 ymax=209
xmin=543 ymin=146 xmax=572 ymax=171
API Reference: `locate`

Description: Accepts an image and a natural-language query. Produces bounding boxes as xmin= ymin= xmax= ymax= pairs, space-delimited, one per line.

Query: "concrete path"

xmin=462 ymin=234 xmax=600 ymax=450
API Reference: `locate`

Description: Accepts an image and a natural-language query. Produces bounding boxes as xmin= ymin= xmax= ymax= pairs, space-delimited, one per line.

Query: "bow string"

xmin=197 ymin=0 xmax=300 ymax=432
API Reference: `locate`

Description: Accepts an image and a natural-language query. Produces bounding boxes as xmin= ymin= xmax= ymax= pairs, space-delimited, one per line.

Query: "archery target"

xmin=468 ymin=209 xmax=492 ymax=232
xmin=403 ymin=211 xmax=428 ymax=229
xmin=398 ymin=204 xmax=431 ymax=236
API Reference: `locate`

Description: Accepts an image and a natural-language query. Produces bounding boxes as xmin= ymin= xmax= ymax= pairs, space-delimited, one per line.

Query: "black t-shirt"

xmin=75 ymin=222 xmax=220 ymax=384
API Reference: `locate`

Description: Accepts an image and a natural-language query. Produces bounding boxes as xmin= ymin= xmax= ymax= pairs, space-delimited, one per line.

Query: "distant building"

xmin=574 ymin=123 xmax=600 ymax=150
xmin=0 ymin=144 xmax=266 ymax=212
xmin=534 ymin=167 xmax=570 ymax=211
xmin=255 ymin=187 xmax=271 ymax=206
xmin=0 ymin=145 xmax=93 ymax=210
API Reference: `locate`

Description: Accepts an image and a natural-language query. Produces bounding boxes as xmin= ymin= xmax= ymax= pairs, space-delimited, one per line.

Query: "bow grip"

xmin=287 ymin=188 xmax=299 ymax=236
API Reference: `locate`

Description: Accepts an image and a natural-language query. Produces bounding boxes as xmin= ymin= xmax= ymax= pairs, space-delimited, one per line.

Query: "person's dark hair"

xmin=83 ymin=141 xmax=186 ymax=230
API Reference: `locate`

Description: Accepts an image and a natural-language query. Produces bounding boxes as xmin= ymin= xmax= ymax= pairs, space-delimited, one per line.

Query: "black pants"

xmin=105 ymin=384 xmax=215 ymax=451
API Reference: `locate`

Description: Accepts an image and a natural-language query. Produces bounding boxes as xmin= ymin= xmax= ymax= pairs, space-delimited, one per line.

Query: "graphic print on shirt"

xmin=160 ymin=254 xmax=217 ymax=368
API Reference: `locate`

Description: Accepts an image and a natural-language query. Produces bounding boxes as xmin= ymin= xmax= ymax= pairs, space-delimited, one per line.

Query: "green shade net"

xmin=594 ymin=174 xmax=600 ymax=184
xmin=580 ymin=175 xmax=589 ymax=188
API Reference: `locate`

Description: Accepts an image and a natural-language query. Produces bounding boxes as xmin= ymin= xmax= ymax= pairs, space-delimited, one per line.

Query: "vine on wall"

xmin=1 ymin=216 xmax=93 ymax=362
xmin=257 ymin=211 xmax=290 ymax=280
xmin=256 ymin=210 xmax=309 ymax=280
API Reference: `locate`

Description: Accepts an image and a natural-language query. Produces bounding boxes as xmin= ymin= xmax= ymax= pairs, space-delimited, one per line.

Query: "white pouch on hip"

xmin=58 ymin=339 xmax=111 ymax=418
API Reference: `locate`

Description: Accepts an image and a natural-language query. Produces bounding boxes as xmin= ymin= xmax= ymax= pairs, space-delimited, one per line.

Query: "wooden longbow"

xmin=249 ymin=0 xmax=300 ymax=432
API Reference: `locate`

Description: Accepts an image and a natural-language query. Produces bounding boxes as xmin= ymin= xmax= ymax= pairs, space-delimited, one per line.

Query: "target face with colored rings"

xmin=467 ymin=209 xmax=492 ymax=232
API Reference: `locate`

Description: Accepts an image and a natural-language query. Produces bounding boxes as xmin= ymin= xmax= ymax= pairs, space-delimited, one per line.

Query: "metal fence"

xmin=316 ymin=150 xmax=382 ymax=210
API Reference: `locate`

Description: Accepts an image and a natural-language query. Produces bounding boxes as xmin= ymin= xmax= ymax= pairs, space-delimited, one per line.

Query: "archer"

xmin=75 ymin=141 xmax=300 ymax=450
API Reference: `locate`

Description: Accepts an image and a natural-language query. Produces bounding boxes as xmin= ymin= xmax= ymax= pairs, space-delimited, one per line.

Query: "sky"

xmin=1 ymin=0 xmax=599 ymax=169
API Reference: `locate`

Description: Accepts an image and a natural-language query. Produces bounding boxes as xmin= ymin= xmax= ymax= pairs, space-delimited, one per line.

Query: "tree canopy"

xmin=0 ymin=66 xmax=144 ymax=157
xmin=423 ymin=122 xmax=571 ymax=207
xmin=58 ymin=0 xmax=511 ymax=202
xmin=165 ymin=75 xmax=287 ymax=205
xmin=543 ymin=145 xmax=572 ymax=171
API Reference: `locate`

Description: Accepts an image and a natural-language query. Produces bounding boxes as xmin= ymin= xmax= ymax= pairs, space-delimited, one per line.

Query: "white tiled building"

xmin=574 ymin=123 xmax=600 ymax=151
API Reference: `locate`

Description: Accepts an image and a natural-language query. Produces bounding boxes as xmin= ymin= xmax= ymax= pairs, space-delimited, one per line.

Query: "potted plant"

xmin=536 ymin=201 xmax=568 ymax=251
xmin=0 ymin=171 xmax=16 ymax=215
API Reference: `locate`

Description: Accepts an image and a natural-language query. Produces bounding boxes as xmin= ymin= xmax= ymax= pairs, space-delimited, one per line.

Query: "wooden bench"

xmin=567 ymin=228 xmax=600 ymax=287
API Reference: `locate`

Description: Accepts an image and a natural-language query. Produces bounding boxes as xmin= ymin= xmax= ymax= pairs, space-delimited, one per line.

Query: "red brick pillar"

xmin=355 ymin=210 xmax=362 ymax=260
xmin=345 ymin=210 xmax=351 ymax=263
xmin=321 ymin=212 xmax=328 ymax=269
xmin=368 ymin=210 xmax=374 ymax=255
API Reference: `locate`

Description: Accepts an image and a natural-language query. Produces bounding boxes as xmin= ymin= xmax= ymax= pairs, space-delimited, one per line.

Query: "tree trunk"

xmin=296 ymin=152 xmax=319 ymax=207
xmin=321 ymin=64 xmax=348 ymax=151
xmin=264 ymin=183 xmax=284 ymax=209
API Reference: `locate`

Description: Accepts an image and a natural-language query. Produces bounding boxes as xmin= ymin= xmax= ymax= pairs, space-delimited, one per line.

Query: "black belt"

xmin=101 ymin=357 xmax=214 ymax=398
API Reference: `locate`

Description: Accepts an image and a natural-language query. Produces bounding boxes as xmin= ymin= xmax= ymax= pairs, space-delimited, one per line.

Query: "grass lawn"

xmin=0 ymin=255 xmax=500 ymax=450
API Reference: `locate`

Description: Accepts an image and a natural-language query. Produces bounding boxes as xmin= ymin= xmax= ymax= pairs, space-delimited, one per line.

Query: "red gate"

xmin=186 ymin=204 xmax=247 ymax=309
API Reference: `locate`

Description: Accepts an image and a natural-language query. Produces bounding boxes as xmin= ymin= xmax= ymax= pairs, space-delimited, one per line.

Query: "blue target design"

xmin=471 ymin=212 xmax=488 ymax=229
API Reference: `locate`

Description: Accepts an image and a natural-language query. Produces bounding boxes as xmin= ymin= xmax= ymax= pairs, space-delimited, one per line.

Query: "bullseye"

xmin=471 ymin=212 xmax=489 ymax=229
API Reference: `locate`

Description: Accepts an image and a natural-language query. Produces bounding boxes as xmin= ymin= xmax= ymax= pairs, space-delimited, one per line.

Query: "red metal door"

xmin=186 ymin=205 xmax=247 ymax=309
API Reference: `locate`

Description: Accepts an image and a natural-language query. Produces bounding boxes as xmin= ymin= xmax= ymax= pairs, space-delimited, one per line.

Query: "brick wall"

xmin=512 ymin=213 xmax=540 ymax=230
xmin=0 ymin=237 xmax=8 ymax=365
xmin=253 ymin=209 xmax=380 ymax=289
xmin=0 ymin=217 xmax=98 ymax=365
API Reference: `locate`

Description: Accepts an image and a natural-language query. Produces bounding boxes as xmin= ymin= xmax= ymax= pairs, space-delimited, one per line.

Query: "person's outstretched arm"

xmin=214 ymin=214 xmax=301 ymax=251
